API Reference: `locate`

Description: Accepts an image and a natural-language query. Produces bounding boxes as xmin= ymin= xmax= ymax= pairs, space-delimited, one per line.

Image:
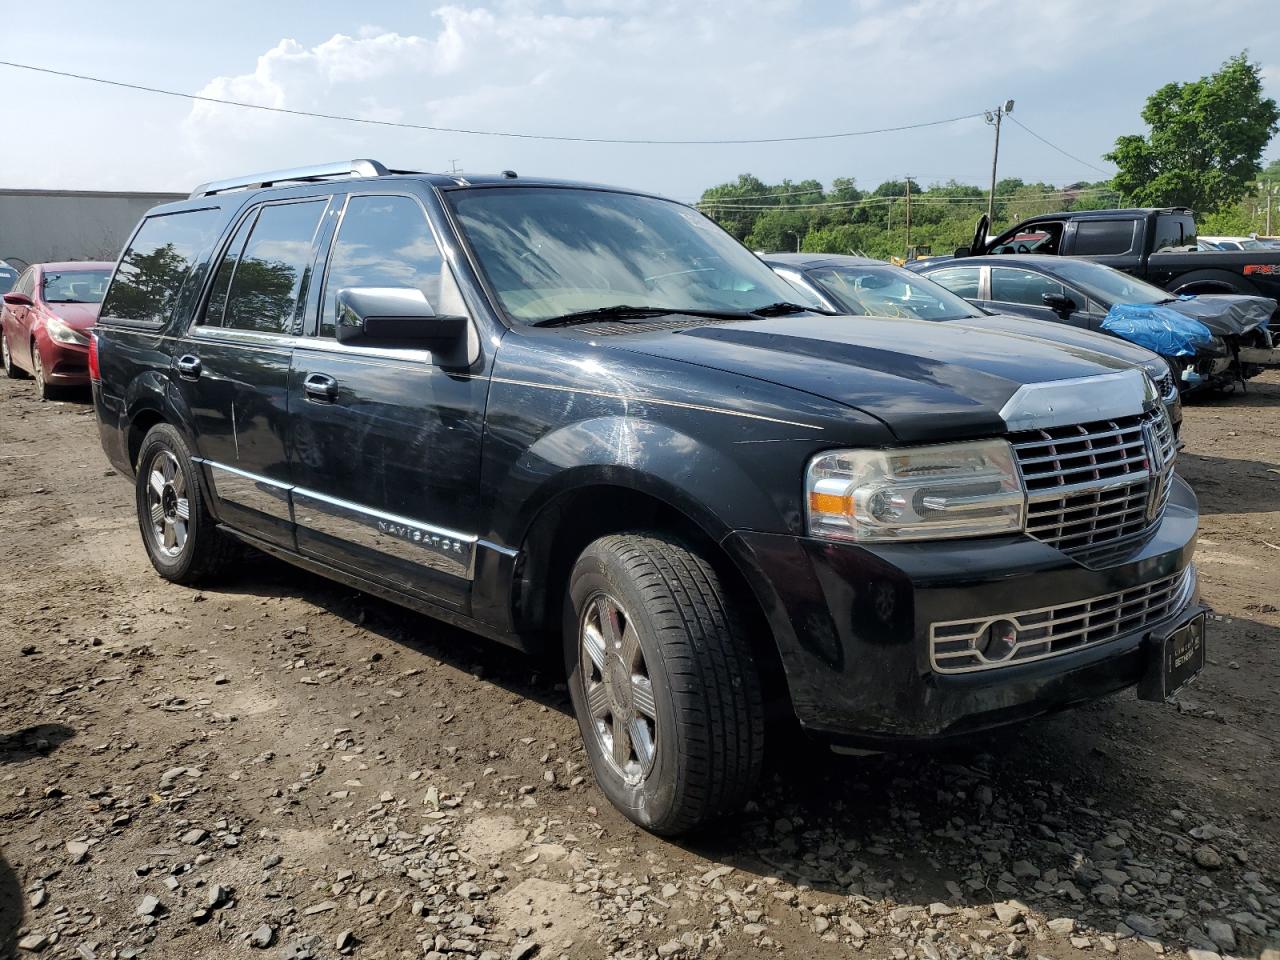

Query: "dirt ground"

xmin=1 ymin=371 xmax=1277 ymax=960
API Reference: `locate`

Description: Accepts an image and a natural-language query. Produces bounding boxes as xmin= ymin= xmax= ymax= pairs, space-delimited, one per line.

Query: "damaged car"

xmin=914 ymin=254 xmax=1277 ymax=392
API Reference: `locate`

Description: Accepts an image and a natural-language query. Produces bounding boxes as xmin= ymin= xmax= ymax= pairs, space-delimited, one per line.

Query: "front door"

xmin=287 ymin=192 xmax=489 ymax=609
xmin=984 ymin=266 xmax=1092 ymax=329
xmin=174 ymin=196 xmax=330 ymax=548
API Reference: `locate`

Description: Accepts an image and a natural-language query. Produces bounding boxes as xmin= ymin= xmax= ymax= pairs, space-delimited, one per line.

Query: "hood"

xmin=955 ymin=312 xmax=1162 ymax=367
xmin=45 ymin=301 xmax=102 ymax=329
xmin=1163 ymin=294 xmax=1274 ymax=337
xmin=615 ymin=314 xmax=1136 ymax=442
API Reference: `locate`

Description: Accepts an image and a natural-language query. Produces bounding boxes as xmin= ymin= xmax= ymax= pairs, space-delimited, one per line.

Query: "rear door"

xmin=287 ymin=190 xmax=489 ymax=609
xmin=174 ymin=196 xmax=330 ymax=548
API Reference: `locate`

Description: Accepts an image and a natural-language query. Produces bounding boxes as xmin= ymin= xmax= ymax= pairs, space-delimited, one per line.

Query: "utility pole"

xmin=985 ymin=99 xmax=1015 ymax=226
xmin=1262 ymin=181 xmax=1277 ymax=236
xmin=449 ymin=159 xmax=463 ymax=175
xmin=904 ymin=175 xmax=913 ymax=253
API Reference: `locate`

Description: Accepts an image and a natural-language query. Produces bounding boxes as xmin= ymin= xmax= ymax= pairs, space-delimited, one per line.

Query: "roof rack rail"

xmin=189 ymin=159 xmax=391 ymax=199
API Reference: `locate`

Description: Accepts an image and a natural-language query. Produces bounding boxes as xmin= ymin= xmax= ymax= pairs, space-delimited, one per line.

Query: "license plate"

xmin=1137 ymin=613 xmax=1206 ymax=702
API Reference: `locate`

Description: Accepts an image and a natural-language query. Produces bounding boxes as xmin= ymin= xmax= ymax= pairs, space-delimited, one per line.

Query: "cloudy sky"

xmin=5 ymin=0 xmax=1280 ymax=200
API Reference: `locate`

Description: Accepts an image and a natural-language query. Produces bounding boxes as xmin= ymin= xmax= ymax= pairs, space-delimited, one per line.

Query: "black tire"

xmin=563 ymin=533 xmax=765 ymax=835
xmin=135 ymin=423 xmax=236 ymax=584
xmin=1 ymin=332 xmax=28 ymax=379
xmin=31 ymin=340 xmax=52 ymax=400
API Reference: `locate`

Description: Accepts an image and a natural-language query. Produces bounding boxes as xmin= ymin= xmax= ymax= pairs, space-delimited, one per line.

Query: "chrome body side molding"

xmin=195 ymin=457 xmax=487 ymax=581
xmin=292 ymin=488 xmax=477 ymax=580
xmin=200 ymin=459 xmax=293 ymax=524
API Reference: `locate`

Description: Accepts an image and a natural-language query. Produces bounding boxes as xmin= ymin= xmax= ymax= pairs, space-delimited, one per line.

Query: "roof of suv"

xmin=149 ymin=163 xmax=676 ymax=219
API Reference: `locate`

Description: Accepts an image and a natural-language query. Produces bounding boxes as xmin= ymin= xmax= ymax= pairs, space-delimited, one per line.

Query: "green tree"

xmin=1106 ymin=52 xmax=1279 ymax=213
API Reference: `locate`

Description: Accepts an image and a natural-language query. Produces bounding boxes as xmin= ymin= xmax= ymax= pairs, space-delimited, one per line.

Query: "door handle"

xmin=176 ymin=354 xmax=202 ymax=380
xmin=303 ymin=372 xmax=338 ymax=403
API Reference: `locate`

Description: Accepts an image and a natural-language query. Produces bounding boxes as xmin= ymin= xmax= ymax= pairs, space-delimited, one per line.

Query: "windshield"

xmin=0 ymin=268 xmax=16 ymax=295
xmin=42 ymin=269 xmax=112 ymax=304
xmin=806 ymin=264 xmax=983 ymax=321
xmin=1044 ymin=259 xmax=1171 ymax=305
xmin=447 ymin=187 xmax=807 ymax=323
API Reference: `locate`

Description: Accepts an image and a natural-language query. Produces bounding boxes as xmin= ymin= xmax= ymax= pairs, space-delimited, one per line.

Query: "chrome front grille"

xmin=1010 ymin=408 xmax=1177 ymax=556
xmin=930 ymin=565 xmax=1196 ymax=674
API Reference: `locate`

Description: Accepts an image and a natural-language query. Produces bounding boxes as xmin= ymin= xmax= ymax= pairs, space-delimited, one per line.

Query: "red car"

xmin=2 ymin=261 xmax=113 ymax=398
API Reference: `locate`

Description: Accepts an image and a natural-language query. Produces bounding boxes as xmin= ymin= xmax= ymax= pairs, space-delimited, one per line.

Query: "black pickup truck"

xmin=962 ymin=207 xmax=1280 ymax=300
xmin=957 ymin=208 xmax=1280 ymax=372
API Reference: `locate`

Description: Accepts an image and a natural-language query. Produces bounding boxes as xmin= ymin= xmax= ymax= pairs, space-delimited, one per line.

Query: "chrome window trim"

xmin=999 ymin=368 xmax=1154 ymax=432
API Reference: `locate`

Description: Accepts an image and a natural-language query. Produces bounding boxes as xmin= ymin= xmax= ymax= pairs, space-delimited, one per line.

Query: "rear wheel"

xmin=135 ymin=423 xmax=236 ymax=583
xmin=564 ymin=533 xmax=765 ymax=835
xmin=31 ymin=341 xmax=52 ymax=400
xmin=2 ymin=332 xmax=27 ymax=379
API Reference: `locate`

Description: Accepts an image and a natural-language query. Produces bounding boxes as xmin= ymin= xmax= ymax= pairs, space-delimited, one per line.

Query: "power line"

xmin=697 ymin=187 xmax=1118 ymax=211
xmin=0 ymin=59 xmax=987 ymax=146
xmin=1007 ymin=116 xmax=1110 ymax=175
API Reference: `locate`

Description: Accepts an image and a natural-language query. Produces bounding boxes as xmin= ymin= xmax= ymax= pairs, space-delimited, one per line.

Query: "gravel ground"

xmin=1 ymin=371 xmax=1278 ymax=960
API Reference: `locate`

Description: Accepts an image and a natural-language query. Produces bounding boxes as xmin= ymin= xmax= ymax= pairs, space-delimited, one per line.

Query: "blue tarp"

xmin=1100 ymin=302 xmax=1217 ymax=357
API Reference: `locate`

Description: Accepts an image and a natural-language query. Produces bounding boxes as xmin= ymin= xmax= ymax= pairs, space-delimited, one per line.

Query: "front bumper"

xmin=37 ymin=337 xmax=90 ymax=384
xmin=724 ymin=475 xmax=1201 ymax=745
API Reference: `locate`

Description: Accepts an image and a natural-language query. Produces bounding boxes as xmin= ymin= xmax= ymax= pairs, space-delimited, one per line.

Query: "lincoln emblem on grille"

xmin=1142 ymin=417 xmax=1167 ymax=523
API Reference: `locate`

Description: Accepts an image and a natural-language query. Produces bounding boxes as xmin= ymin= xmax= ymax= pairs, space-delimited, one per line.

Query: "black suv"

xmin=91 ymin=160 xmax=1206 ymax=835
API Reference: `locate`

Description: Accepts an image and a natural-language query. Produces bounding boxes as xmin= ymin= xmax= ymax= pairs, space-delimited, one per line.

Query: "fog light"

xmin=975 ymin=619 xmax=1018 ymax=661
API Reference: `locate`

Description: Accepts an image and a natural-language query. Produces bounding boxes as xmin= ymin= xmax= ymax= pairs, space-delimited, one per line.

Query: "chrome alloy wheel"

xmin=580 ymin=592 xmax=659 ymax=784
xmin=146 ymin=450 xmax=190 ymax=558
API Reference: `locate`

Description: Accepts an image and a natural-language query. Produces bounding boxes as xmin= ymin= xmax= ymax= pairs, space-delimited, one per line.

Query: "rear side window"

xmin=208 ymin=200 xmax=326 ymax=334
xmin=319 ymin=194 xmax=454 ymax=337
xmin=1072 ymin=220 xmax=1137 ymax=256
xmin=990 ymin=267 xmax=1065 ymax=306
xmin=1151 ymin=214 xmax=1197 ymax=253
xmin=100 ymin=208 xmax=222 ymax=325
xmin=925 ymin=266 xmax=981 ymax=299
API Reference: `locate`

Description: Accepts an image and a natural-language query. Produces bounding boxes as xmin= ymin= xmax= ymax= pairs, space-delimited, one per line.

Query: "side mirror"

xmin=334 ymin=287 xmax=467 ymax=350
xmin=1041 ymin=292 xmax=1076 ymax=315
xmin=3 ymin=292 xmax=33 ymax=307
xmin=953 ymin=246 xmax=971 ymax=258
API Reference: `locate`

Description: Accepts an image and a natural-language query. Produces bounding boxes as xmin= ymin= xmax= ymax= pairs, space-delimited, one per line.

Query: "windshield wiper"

xmin=529 ymin=304 xmax=759 ymax=328
xmin=529 ymin=300 xmax=827 ymax=328
xmin=750 ymin=301 xmax=825 ymax=316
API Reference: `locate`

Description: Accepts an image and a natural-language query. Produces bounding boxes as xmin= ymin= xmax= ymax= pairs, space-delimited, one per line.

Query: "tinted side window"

xmin=990 ymin=268 xmax=1065 ymax=306
xmin=925 ymin=266 xmax=981 ymax=299
xmin=100 ymin=209 xmax=222 ymax=325
xmin=1152 ymin=214 xmax=1197 ymax=252
xmin=222 ymin=200 xmax=325 ymax=334
xmin=319 ymin=195 xmax=451 ymax=337
xmin=201 ymin=215 xmax=257 ymax=327
xmin=1073 ymin=220 xmax=1136 ymax=256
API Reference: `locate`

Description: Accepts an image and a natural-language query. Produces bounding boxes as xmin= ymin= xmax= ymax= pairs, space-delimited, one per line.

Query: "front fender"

xmin=491 ymin=416 xmax=786 ymax=546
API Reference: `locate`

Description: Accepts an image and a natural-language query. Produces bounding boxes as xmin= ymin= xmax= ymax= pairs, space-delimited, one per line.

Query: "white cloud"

xmin=8 ymin=0 xmax=1279 ymax=196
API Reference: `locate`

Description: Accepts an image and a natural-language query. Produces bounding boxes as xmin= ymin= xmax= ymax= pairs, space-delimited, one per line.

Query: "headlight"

xmin=1141 ymin=360 xmax=1178 ymax=403
xmin=806 ymin=439 xmax=1025 ymax=542
xmin=45 ymin=316 xmax=89 ymax=346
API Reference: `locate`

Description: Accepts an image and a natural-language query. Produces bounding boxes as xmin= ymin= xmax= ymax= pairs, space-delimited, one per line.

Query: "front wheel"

xmin=564 ymin=533 xmax=765 ymax=835
xmin=135 ymin=424 xmax=236 ymax=583
xmin=31 ymin=341 xmax=52 ymax=400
